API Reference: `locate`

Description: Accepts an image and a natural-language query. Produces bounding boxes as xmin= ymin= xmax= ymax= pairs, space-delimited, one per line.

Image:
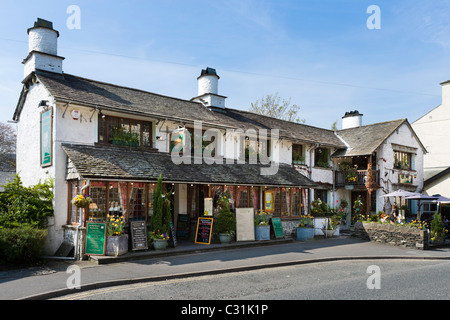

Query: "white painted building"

xmin=12 ymin=19 xmax=426 ymax=258
xmin=412 ymin=80 xmax=450 ymax=199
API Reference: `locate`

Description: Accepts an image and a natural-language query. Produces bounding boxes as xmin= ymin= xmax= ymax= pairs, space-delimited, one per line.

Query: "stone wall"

xmin=352 ymin=222 xmax=429 ymax=250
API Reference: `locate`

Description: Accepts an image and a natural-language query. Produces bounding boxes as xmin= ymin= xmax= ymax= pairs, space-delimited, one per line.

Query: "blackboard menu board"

xmin=169 ymin=221 xmax=177 ymax=248
xmin=130 ymin=221 xmax=148 ymax=251
xmin=177 ymin=215 xmax=190 ymax=239
xmin=85 ymin=222 xmax=107 ymax=256
xmin=270 ymin=217 xmax=284 ymax=239
xmin=195 ymin=217 xmax=214 ymax=245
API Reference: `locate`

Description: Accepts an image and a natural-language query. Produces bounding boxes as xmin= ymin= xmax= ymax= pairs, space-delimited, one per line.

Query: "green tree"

xmin=149 ymin=174 xmax=164 ymax=233
xmin=249 ymin=92 xmax=305 ymax=123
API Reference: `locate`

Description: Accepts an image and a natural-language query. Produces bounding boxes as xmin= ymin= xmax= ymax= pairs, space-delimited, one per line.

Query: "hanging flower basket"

xmin=71 ymin=194 xmax=93 ymax=208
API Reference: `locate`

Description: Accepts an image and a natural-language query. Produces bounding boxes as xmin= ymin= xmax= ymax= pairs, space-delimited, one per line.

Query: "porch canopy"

xmin=62 ymin=144 xmax=317 ymax=188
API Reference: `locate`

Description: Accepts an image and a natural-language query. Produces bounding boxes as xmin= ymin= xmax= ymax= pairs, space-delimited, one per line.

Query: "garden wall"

xmin=351 ymin=222 xmax=429 ymax=250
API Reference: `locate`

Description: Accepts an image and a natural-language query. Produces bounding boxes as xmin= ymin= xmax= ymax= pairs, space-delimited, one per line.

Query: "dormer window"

xmin=98 ymin=115 xmax=153 ymax=148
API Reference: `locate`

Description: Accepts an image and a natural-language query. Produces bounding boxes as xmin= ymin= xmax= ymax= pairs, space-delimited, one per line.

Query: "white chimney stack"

xmin=192 ymin=67 xmax=227 ymax=109
xmin=342 ymin=110 xmax=363 ymax=129
xmin=23 ymin=18 xmax=64 ymax=79
xmin=440 ymin=80 xmax=450 ymax=106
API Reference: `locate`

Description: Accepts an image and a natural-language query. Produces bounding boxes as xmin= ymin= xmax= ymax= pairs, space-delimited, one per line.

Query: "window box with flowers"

xmin=105 ymin=214 xmax=128 ymax=256
xmin=254 ymin=210 xmax=271 ymax=240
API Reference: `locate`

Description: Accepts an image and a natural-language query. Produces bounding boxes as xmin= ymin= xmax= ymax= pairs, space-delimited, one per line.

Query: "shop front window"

xmin=108 ymin=182 xmax=128 ymax=219
xmin=89 ymin=182 xmax=107 ymax=221
xmin=250 ymin=187 xmax=260 ymax=212
xmin=129 ymin=182 xmax=146 ymax=221
xmin=237 ymin=186 xmax=249 ymax=208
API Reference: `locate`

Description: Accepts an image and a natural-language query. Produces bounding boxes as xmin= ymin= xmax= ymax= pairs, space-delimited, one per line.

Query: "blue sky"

xmin=1 ymin=0 xmax=449 ymax=129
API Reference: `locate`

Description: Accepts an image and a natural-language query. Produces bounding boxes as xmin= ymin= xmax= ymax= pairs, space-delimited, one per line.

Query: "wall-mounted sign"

xmin=264 ymin=190 xmax=274 ymax=213
xmin=40 ymin=109 xmax=52 ymax=167
xmin=399 ymin=174 xmax=413 ymax=184
xmin=204 ymin=198 xmax=213 ymax=216
xmin=71 ymin=110 xmax=81 ymax=120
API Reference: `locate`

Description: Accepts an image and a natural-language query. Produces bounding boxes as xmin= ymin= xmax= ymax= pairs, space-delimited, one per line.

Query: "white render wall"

xmin=375 ymin=122 xmax=424 ymax=212
xmin=412 ymin=102 xmax=450 ymax=170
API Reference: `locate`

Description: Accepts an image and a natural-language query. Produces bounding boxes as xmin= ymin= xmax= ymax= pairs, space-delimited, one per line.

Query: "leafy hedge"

xmin=0 ymin=227 xmax=47 ymax=265
xmin=0 ymin=175 xmax=54 ymax=229
xmin=0 ymin=175 xmax=53 ymax=265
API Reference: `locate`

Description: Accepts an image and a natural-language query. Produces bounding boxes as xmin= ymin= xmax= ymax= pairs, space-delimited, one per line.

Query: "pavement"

xmin=1 ymin=235 xmax=450 ymax=300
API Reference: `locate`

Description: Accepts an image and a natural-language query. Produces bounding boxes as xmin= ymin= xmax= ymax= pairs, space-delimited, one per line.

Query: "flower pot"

xmin=255 ymin=225 xmax=270 ymax=240
xmin=296 ymin=227 xmax=309 ymax=241
xmin=321 ymin=229 xmax=337 ymax=238
xmin=153 ymin=239 xmax=169 ymax=250
xmin=106 ymin=234 xmax=128 ymax=256
xmin=219 ymin=233 xmax=232 ymax=244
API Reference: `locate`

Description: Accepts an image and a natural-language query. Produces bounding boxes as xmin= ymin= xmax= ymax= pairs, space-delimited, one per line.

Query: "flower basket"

xmin=71 ymin=194 xmax=92 ymax=208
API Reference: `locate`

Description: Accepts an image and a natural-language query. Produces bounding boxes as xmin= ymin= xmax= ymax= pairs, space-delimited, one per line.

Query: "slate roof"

xmin=15 ymin=70 xmax=345 ymax=148
xmin=332 ymin=119 xmax=409 ymax=157
xmin=31 ymin=70 xmax=221 ymax=125
xmin=209 ymin=108 xmax=345 ymax=148
xmin=62 ymin=144 xmax=316 ymax=187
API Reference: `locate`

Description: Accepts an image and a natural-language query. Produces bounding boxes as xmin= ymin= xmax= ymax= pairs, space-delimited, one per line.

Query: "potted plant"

xmin=105 ymin=214 xmax=128 ymax=256
xmin=148 ymin=174 xmax=171 ymax=250
xmin=296 ymin=215 xmax=314 ymax=241
xmin=430 ymin=213 xmax=447 ymax=245
xmin=254 ymin=210 xmax=271 ymax=240
xmin=214 ymin=197 xmax=236 ymax=244
xmin=148 ymin=231 xmax=170 ymax=250
xmin=321 ymin=214 xmax=340 ymax=237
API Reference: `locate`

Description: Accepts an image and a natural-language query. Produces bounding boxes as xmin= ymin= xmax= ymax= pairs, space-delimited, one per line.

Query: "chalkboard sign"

xmin=85 ymin=222 xmax=107 ymax=256
xmin=130 ymin=221 xmax=148 ymax=251
xmin=169 ymin=221 xmax=177 ymax=248
xmin=177 ymin=215 xmax=190 ymax=239
xmin=195 ymin=217 xmax=214 ymax=245
xmin=270 ymin=217 xmax=284 ymax=239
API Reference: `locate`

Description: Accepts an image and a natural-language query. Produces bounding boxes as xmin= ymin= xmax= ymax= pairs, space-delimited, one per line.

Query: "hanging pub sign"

xmin=40 ymin=108 xmax=52 ymax=167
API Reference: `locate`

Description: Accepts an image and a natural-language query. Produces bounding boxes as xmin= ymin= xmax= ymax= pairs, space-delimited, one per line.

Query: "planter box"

xmin=255 ymin=225 xmax=270 ymax=240
xmin=296 ymin=227 xmax=312 ymax=241
xmin=106 ymin=234 xmax=128 ymax=256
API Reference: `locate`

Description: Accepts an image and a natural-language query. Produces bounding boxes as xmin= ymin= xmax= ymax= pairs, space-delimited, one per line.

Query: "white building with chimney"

xmin=12 ymin=18 xmax=426 ymax=259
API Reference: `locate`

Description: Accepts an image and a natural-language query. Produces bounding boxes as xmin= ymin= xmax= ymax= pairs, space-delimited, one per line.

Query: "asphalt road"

xmin=55 ymin=259 xmax=450 ymax=300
